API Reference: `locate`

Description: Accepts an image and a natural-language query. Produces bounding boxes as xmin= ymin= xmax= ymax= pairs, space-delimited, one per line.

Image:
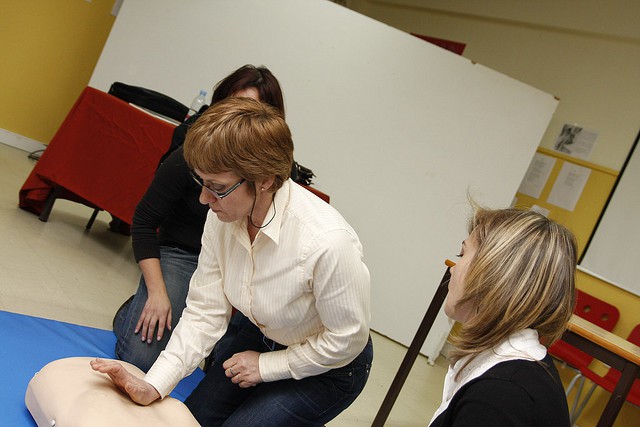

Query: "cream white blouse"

xmin=145 ymin=180 xmax=371 ymax=397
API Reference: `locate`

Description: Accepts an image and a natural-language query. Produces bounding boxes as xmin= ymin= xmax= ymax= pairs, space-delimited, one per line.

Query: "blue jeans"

xmin=113 ymin=246 xmax=198 ymax=372
xmin=185 ymin=312 xmax=374 ymax=427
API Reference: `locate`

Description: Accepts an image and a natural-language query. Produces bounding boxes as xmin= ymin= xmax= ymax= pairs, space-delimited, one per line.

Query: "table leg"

xmin=596 ymin=362 xmax=639 ymax=427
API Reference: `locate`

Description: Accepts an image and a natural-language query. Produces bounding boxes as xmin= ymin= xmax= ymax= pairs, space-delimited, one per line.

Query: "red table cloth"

xmin=19 ymin=86 xmax=175 ymax=225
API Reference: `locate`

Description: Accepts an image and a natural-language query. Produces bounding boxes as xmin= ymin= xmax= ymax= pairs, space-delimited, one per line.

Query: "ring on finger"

xmin=229 ymin=368 xmax=236 ymax=376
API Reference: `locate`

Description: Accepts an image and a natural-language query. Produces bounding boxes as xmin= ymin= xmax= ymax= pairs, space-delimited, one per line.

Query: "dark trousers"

xmin=185 ymin=312 xmax=373 ymax=427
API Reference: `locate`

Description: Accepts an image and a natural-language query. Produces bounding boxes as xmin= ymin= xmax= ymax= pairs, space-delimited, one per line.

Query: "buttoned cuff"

xmin=258 ymin=350 xmax=292 ymax=382
xmin=144 ymin=358 xmax=183 ymax=398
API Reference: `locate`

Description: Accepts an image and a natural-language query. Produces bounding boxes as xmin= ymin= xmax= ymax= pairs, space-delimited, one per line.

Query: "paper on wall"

xmin=553 ymin=124 xmax=598 ymax=160
xmin=529 ymin=204 xmax=550 ymax=217
xmin=517 ymin=152 xmax=556 ymax=199
xmin=547 ymin=162 xmax=591 ymax=211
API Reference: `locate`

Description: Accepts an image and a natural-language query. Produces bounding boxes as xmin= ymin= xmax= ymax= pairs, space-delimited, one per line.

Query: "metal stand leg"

xmin=86 ymin=208 xmax=100 ymax=230
xmin=571 ymin=381 xmax=597 ymax=425
xmin=38 ymin=186 xmax=62 ymax=222
xmin=372 ymin=268 xmax=451 ymax=426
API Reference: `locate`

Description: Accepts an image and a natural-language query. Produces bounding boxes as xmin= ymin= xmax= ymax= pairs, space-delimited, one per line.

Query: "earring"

xmin=261 ymin=187 xmax=265 ymax=191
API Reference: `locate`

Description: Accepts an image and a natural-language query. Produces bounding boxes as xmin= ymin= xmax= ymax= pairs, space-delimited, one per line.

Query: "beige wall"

xmin=349 ymin=0 xmax=640 ymax=171
xmin=347 ymin=1 xmax=640 ymax=425
xmin=0 ymin=0 xmax=116 ymax=145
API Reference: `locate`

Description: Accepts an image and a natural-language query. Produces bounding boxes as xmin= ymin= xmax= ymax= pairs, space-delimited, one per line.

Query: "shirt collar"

xmin=256 ymin=179 xmax=291 ymax=245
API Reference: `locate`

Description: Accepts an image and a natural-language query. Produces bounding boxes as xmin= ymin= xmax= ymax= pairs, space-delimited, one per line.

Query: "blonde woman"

xmin=430 ymin=207 xmax=576 ymax=426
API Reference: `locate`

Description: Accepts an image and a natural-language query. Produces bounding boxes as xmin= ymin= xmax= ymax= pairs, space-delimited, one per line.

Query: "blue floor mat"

xmin=0 ymin=310 xmax=204 ymax=425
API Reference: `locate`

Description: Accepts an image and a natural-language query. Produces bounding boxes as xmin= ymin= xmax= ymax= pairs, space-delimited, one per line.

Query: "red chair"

xmin=548 ymin=290 xmax=620 ymax=418
xmin=570 ymin=324 xmax=640 ymax=422
xmin=300 ymin=184 xmax=330 ymax=203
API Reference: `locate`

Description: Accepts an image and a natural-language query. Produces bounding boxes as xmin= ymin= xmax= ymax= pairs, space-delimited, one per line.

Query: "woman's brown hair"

xmin=183 ymin=97 xmax=293 ymax=191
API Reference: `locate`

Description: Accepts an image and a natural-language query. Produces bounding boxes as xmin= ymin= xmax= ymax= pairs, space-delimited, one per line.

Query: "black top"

xmin=159 ymin=105 xmax=207 ymax=165
xmin=131 ymin=145 xmax=208 ymax=262
xmin=430 ymin=355 xmax=570 ymax=427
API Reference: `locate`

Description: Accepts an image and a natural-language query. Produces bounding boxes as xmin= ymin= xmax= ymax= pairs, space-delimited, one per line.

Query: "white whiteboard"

xmin=90 ymin=0 xmax=557 ymax=360
xmin=580 ymin=134 xmax=640 ymax=296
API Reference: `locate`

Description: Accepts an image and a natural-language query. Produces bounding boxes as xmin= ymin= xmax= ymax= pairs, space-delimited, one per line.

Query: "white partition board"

xmin=580 ymin=137 xmax=640 ymax=296
xmin=90 ymin=0 xmax=558 ymax=360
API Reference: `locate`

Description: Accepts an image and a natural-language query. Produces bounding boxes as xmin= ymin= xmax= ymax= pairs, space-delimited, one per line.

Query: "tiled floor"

xmin=0 ymin=141 xmax=447 ymax=426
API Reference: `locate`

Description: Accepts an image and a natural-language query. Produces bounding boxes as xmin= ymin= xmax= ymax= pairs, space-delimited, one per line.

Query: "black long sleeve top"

xmin=430 ymin=355 xmax=570 ymax=426
xmin=131 ymin=146 xmax=208 ymax=262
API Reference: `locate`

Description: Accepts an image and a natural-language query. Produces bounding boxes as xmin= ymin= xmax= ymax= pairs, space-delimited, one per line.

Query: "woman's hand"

xmin=222 ymin=351 xmax=263 ymax=388
xmin=90 ymin=358 xmax=161 ymax=405
xmin=136 ymin=258 xmax=172 ymax=343
xmin=135 ymin=292 xmax=172 ymax=343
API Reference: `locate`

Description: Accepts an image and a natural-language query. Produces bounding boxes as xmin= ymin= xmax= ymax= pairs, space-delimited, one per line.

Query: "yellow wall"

xmin=514 ymin=148 xmax=618 ymax=256
xmin=0 ymin=0 xmax=116 ymax=144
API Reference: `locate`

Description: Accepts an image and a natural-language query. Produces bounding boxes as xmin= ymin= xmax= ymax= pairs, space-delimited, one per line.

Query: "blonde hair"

xmin=449 ymin=206 xmax=577 ymax=368
xmin=183 ymin=97 xmax=293 ymax=190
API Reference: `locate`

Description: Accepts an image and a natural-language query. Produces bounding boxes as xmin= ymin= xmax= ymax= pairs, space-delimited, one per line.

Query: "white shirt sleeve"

xmin=144 ymin=212 xmax=232 ymax=397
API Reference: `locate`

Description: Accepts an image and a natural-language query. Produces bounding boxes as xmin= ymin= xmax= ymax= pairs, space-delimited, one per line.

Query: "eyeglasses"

xmin=190 ymin=170 xmax=246 ymax=200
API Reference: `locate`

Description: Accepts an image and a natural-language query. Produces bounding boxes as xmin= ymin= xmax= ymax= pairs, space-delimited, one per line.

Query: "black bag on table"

xmin=108 ymin=82 xmax=189 ymax=123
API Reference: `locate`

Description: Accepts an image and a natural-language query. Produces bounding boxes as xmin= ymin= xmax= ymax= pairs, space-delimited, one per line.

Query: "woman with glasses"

xmin=113 ymin=65 xmax=288 ymax=372
xmin=429 ymin=206 xmax=575 ymax=426
xmin=93 ymin=97 xmax=373 ymax=426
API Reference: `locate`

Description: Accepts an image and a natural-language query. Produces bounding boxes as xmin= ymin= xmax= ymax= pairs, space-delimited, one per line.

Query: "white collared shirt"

xmin=145 ymin=180 xmax=371 ymax=397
